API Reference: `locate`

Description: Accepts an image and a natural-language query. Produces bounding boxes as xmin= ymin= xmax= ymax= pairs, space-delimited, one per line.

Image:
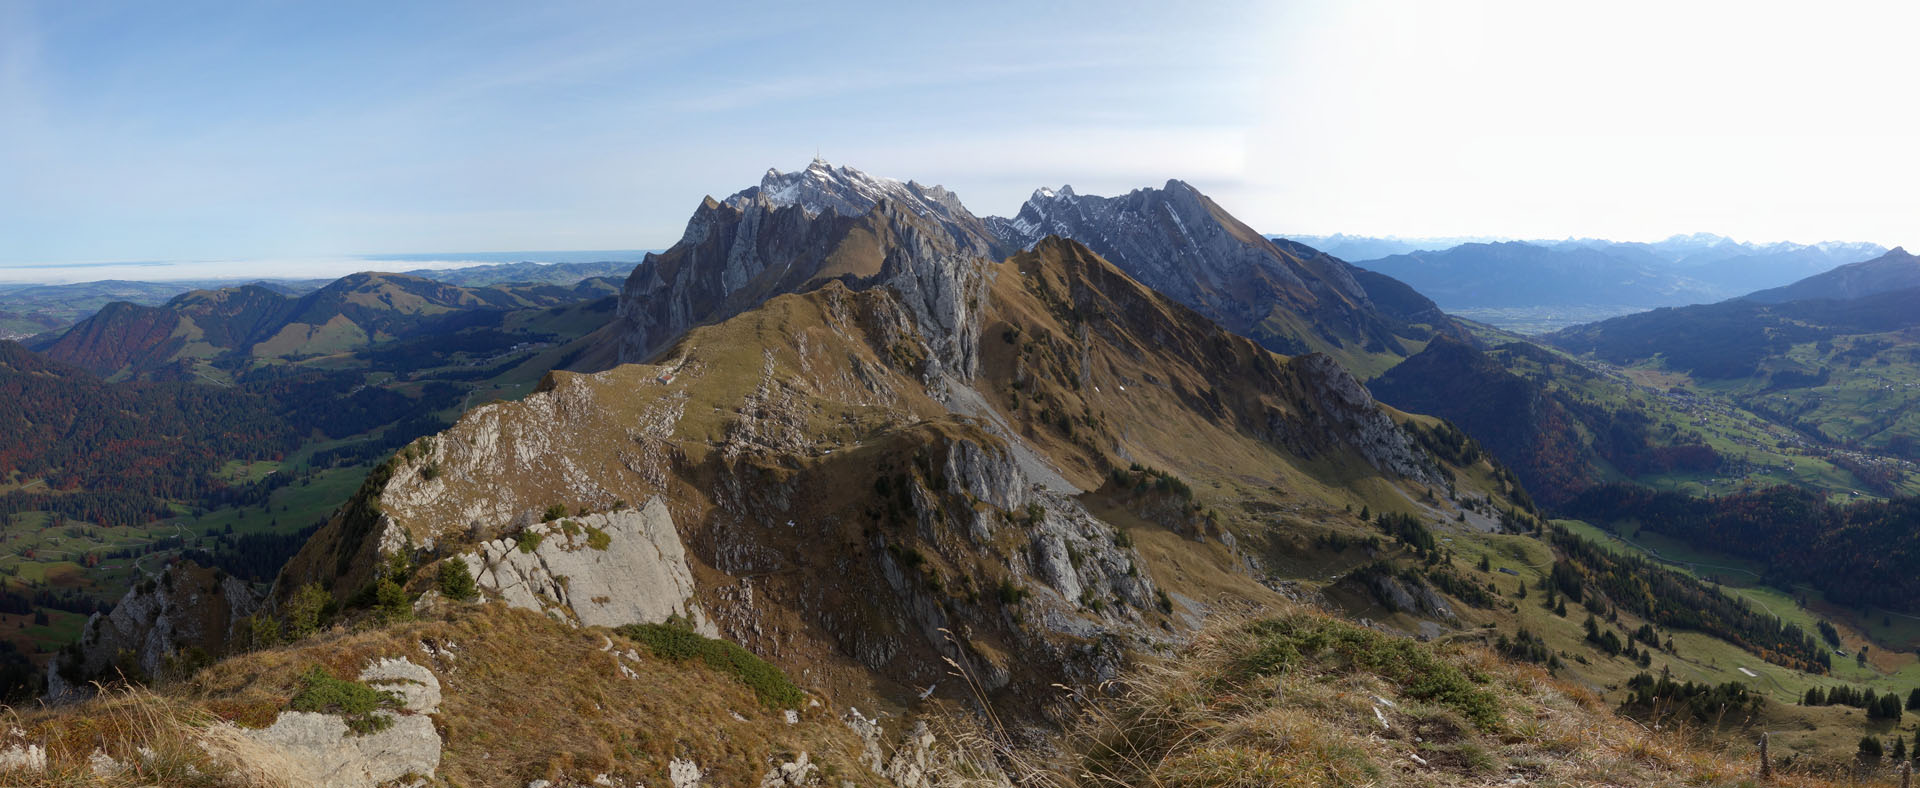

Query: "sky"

xmin=3 ymin=0 xmax=1917 ymax=275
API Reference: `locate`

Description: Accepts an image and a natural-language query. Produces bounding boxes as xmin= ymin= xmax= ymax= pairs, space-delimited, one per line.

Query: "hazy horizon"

xmin=4 ymin=222 xmax=1899 ymax=287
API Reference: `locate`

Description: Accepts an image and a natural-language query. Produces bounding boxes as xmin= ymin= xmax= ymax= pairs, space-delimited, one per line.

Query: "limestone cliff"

xmin=48 ymin=561 xmax=261 ymax=702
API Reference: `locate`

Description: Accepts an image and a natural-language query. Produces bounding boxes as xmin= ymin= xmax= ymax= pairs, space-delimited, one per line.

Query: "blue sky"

xmin=4 ymin=1 xmax=1917 ymax=268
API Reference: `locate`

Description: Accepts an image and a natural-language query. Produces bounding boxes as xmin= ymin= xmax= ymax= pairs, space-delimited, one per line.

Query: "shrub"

xmin=516 ymin=530 xmax=545 ymax=554
xmin=618 ymin=622 xmax=804 ymax=709
xmin=283 ymin=583 xmax=333 ymax=641
xmin=372 ymin=578 xmax=412 ymax=624
xmin=289 ymin=665 xmax=400 ymax=735
xmin=541 ymin=504 xmax=567 ymax=522
xmin=1234 ymin=616 xmax=1503 ymax=731
xmin=584 ymin=525 xmax=612 ymax=551
xmin=998 ymin=579 xmax=1030 ymax=605
xmin=437 ymin=560 xmax=478 ymax=602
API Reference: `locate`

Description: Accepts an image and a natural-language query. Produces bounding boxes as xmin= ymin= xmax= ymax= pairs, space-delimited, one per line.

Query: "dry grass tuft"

xmin=2 ymin=684 xmax=294 ymax=788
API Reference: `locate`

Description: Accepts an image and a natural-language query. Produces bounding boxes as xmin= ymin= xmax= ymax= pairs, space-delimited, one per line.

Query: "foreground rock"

xmin=240 ymin=657 xmax=442 ymax=788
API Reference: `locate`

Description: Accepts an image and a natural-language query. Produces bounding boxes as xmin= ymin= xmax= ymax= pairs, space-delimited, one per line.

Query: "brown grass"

xmin=969 ymin=607 xmax=1904 ymax=788
xmin=1 ymin=685 xmax=297 ymax=787
xmin=5 ymin=603 xmax=907 ymax=787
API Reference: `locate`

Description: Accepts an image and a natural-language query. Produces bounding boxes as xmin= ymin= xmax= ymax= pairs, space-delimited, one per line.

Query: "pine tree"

xmin=1860 ymin=736 xmax=1885 ymax=764
xmin=1907 ymin=687 xmax=1920 ymax=711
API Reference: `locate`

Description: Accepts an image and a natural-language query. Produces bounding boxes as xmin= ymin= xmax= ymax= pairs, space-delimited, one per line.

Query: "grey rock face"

xmin=241 ymin=657 xmax=443 ymax=788
xmin=47 ymin=562 xmax=262 ymax=703
xmin=987 ymin=181 xmax=1420 ymax=358
xmin=613 ymin=161 xmax=994 ymax=380
xmin=732 ymin=159 xmax=996 ymax=257
xmin=461 ymin=499 xmax=716 ymax=635
xmin=1291 ymin=353 xmax=1441 ymax=484
xmin=1363 ymin=570 xmax=1456 ymax=621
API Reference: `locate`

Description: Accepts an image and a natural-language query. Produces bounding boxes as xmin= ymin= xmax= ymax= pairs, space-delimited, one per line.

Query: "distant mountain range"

xmin=1337 ymin=234 xmax=1886 ymax=311
xmin=33 ymin=272 xmax=618 ymax=380
xmin=1281 ymin=234 xmax=1507 ymax=262
xmin=0 ymin=260 xmax=634 ymax=341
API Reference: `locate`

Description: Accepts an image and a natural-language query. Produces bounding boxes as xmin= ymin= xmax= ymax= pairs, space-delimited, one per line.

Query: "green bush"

xmin=584 ymin=525 xmax=612 ymax=551
xmin=1234 ymin=616 xmax=1503 ymax=731
xmin=618 ymin=622 xmax=804 ymax=709
xmin=372 ymin=578 xmax=412 ymax=624
xmin=284 ymin=583 xmax=333 ymax=641
xmin=437 ymin=560 xmax=478 ymax=602
xmin=516 ymin=530 xmax=545 ymax=554
xmin=289 ymin=665 xmax=400 ymax=735
xmin=541 ymin=504 xmax=567 ymax=522
xmin=998 ymin=579 xmax=1030 ymax=605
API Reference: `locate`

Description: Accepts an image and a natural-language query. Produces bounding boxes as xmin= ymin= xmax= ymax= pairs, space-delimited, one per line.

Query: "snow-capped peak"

xmin=728 ymin=159 xmax=974 ymax=227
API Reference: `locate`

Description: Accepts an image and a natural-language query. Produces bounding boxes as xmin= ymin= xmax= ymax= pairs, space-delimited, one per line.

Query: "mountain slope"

xmin=1547 ymin=286 xmax=1920 ymax=468
xmin=1369 ymin=338 xmax=1599 ymax=506
xmin=986 ymin=182 xmax=1454 ymax=376
xmin=257 ymin=230 xmax=1471 ymax=719
xmin=0 ymin=340 xmax=290 ymax=500
xmin=1550 ymin=285 xmax=1920 ymax=380
xmin=1744 ymin=247 xmax=1920 ymax=303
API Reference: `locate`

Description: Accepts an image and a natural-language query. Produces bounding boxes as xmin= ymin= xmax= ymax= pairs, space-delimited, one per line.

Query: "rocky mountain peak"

xmin=613 ymin=163 xmax=995 ymax=375
xmin=983 ymin=180 xmax=1439 ymax=367
xmin=729 ymin=159 xmax=980 ymax=238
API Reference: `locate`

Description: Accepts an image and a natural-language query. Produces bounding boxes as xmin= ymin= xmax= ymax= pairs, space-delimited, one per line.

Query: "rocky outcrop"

xmin=1355 ymin=567 xmax=1456 ymax=623
xmin=844 ymin=709 xmax=1012 ymax=788
xmin=1290 ymin=353 xmax=1441 ymax=484
xmin=240 ymin=657 xmax=442 ymax=788
xmin=886 ymin=435 xmax=1163 ymax=686
xmin=458 ymin=499 xmax=716 ymax=635
xmin=48 ymin=561 xmax=262 ymax=703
